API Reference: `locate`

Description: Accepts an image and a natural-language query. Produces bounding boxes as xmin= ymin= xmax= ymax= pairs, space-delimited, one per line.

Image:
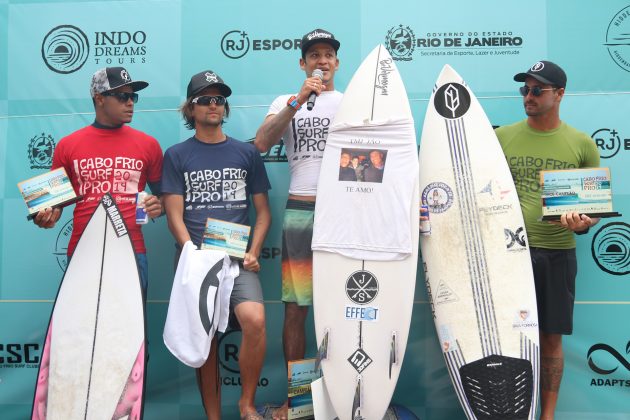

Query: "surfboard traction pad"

xmin=459 ymin=354 xmax=533 ymax=420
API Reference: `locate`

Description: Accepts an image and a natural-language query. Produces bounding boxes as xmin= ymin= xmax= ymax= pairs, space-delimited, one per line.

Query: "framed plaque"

xmin=18 ymin=168 xmax=81 ymax=220
xmin=540 ymin=167 xmax=622 ymax=221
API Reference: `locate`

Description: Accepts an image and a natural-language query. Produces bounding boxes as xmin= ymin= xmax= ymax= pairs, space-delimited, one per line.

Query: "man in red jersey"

xmin=34 ymin=67 xmax=163 ymax=291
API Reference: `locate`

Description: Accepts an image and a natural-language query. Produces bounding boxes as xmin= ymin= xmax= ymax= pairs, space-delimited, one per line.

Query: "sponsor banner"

xmin=7 ymin=1 xmax=180 ymax=101
xmin=563 ymin=304 xmax=630 ymax=414
xmin=360 ymin=0 xmax=547 ymax=94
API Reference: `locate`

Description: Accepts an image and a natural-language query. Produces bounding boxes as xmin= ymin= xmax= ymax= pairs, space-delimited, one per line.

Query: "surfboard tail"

xmin=112 ymin=341 xmax=146 ymax=420
xmin=459 ymin=354 xmax=534 ymax=420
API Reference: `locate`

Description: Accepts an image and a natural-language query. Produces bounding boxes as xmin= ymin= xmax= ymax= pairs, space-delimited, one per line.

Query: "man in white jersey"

xmin=254 ymin=28 xmax=342 ymax=420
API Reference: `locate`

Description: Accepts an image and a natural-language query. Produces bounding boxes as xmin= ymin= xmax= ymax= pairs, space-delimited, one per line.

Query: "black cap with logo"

xmin=300 ymin=28 xmax=340 ymax=58
xmin=90 ymin=67 xmax=148 ymax=97
xmin=514 ymin=60 xmax=567 ymax=88
xmin=187 ymin=70 xmax=232 ymax=98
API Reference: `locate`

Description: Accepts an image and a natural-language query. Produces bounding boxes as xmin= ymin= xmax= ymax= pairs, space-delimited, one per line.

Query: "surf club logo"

xmin=345 ymin=306 xmax=379 ymax=322
xmin=42 ymin=25 xmax=89 ymax=73
xmin=218 ymin=330 xmax=269 ymax=387
xmin=102 ymin=194 xmax=128 ymax=237
xmin=347 ymin=348 xmax=373 ymax=373
xmin=591 ymin=222 xmax=630 ymax=276
xmin=384 ymin=24 xmax=524 ymax=61
xmin=587 ymin=340 xmax=630 ymax=388
xmin=434 ymin=83 xmax=471 ymax=119
xmin=28 ymin=133 xmax=56 ymax=169
xmin=345 ymin=270 xmax=379 ymax=305
xmin=385 ymin=25 xmax=416 ymax=61
xmin=54 ymin=219 xmax=73 ymax=272
xmin=422 ymin=182 xmax=454 ymax=214
xmin=591 ymin=128 xmax=630 ymax=159
xmin=504 ymin=227 xmax=527 ymax=252
xmin=605 ymin=6 xmax=630 ymax=72
xmin=511 ymin=309 xmax=538 ymax=329
xmin=221 ymin=29 xmax=301 ymax=59
xmin=0 ymin=343 xmax=40 ymax=368
xmin=42 ymin=24 xmax=148 ymax=72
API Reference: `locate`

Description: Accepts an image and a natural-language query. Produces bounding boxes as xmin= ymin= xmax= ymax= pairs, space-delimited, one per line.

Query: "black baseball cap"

xmin=300 ymin=28 xmax=340 ymax=58
xmin=90 ymin=67 xmax=148 ymax=97
xmin=514 ymin=60 xmax=567 ymax=88
xmin=186 ymin=70 xmax=232 ymax=98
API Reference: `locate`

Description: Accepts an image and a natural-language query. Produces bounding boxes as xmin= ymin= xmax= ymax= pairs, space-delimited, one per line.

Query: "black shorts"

xmin=530 ymin=247 xmax=577 ymax=335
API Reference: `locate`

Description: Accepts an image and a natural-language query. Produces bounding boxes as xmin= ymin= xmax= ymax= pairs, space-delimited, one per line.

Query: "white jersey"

xmin=163 ymin=241 xmax=238 ymax=368
xmin=267 ymin=90 xmax=343 ymax=195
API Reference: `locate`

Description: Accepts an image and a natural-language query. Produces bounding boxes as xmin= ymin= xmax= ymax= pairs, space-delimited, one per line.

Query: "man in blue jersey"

xmin=162 ymin=70 xmax=271 ymax=420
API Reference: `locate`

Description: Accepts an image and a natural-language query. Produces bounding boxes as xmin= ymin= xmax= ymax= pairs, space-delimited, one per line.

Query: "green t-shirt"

xmin=495 ymin=120 xmax=600 ymax=249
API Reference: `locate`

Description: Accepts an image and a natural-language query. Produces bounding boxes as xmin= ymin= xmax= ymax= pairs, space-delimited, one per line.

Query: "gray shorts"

xmin=530 ymin=247 xmax=577 ymax=335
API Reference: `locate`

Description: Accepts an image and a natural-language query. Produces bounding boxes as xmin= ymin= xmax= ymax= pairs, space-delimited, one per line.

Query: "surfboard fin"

xmin=352 ymin=374 xmax=364 ymax=420
xmin=315 ymin=329 xmax=329 ymax=372
xmin=389 ymin=331 xmax=398 ymax=379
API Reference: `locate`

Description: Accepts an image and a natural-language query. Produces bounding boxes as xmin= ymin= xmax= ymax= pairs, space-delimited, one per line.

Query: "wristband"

xmin=287 ymin=95 xmax=302 ymax=110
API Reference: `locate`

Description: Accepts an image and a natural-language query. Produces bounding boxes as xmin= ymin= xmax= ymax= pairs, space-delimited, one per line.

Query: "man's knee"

xmin=284 ymin=302 xmax=309 ymax=323
xmin=237 ymin=304 xmax=266 ymax=337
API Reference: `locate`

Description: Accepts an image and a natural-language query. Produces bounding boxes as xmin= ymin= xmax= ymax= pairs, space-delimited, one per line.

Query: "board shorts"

xmin=281 ymin=199 xmax=315 ymax=306
xmin=530 ymin=247 xmax=577 ymax=335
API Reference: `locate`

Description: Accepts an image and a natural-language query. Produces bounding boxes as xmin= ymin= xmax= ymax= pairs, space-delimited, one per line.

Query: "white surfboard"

xmin=419 ymin=65 xmax=539 ymax=419
xmin=32 ymin=194 xmax=146 ymax=420
xmin=312 ymin=45 xmax=419 ymax=420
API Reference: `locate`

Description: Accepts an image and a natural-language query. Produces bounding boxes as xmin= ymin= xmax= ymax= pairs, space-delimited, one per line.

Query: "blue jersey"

xmin=162 ymin=136 xmax=271 ymax=247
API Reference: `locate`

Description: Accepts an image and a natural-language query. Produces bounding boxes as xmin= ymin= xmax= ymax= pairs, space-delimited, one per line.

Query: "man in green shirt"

xmin=496 ymin=60 xmax=600 ymax=420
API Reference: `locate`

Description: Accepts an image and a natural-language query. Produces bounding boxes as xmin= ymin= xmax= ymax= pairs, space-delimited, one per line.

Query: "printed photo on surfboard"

xmin=18 ymin=167 xmax=81 ymax=220
xmin=338 ymin=147 xmax=388 ymax=183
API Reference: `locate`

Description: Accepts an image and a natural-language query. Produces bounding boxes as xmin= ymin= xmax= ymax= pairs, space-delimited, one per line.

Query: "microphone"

xmin=307 ymin=69 xmax=324 ymax=111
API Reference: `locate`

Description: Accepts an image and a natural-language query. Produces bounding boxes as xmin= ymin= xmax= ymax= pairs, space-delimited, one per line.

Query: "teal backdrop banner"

xmin=1 ymin=1 xmax=629 ymax=419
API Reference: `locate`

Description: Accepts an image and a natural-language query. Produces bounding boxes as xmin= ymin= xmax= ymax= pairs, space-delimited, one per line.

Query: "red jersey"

xmin=52 ymin=125 xmax=163 ymax=255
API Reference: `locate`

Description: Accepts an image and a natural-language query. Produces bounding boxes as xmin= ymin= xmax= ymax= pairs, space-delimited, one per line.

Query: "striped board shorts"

xmin=281 ymin=199 xmax=315 ymax=306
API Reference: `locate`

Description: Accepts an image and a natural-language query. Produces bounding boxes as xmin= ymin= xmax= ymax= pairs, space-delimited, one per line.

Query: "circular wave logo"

xmin=591 ymin=222 xmax=630 ymax=275
xmin=41 ymin=25 xmax=89 ymax=74
xmin=221 ymin=30 xmax=250 ymax=59
xmin=385 ymin=25 xmax=415 ymax=61
xmin=605 ymin=6 xmax=630 ymax=72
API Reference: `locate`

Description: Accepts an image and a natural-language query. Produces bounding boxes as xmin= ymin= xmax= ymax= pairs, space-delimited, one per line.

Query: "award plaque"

xmin=287 ymin=358 xmax=319 ymax=420
xmin=201 ymin=218 xmax=250 ymax=260
xmin=18 ymin=167 xmax=81 ymax=220
xmin=540 ymin=167 xmax=622 ymax=221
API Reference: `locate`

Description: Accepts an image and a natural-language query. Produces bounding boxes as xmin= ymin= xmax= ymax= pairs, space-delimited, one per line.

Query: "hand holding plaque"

xmin=540 ymin=167 xmax=622 ymax=221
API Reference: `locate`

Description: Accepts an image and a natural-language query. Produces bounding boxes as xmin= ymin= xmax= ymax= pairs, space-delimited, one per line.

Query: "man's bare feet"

xmin=271 ymin=401 xmax=288 ymax=420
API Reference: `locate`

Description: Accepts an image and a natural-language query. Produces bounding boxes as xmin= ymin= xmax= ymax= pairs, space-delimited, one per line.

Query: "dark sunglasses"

xmin=101 ymin=91 xmax=139 ymax=103
xmin=192 ymin=95 xmax=226 ymax=106
xmin=519 ymin=85 xmax=557 ymax=97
